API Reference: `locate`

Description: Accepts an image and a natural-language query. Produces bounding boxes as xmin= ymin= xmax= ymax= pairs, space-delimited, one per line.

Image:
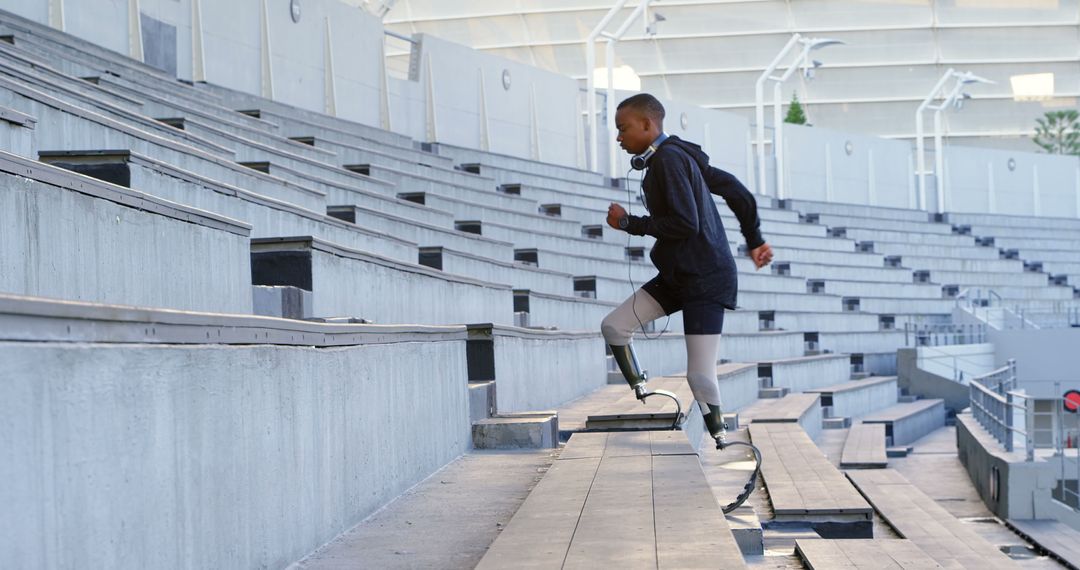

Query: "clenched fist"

xmin=607 ymin=202 xmax=628 ymax=231
xmin=750 ymin=243 xmax=773 ymax=270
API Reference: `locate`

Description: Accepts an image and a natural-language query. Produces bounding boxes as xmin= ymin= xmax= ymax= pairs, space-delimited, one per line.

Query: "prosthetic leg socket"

xmin=702 ymin=403 xmax=728 ymax=447
xmin=609 ymin=344 xmax=649 ymax=402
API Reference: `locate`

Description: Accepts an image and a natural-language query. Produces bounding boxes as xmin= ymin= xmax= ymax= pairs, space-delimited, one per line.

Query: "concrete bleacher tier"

xmin=250 ymin=236 xmax=511 ymax=325
xmin=0 ymin=150 xmax=252 ymax=313
xmin=806 ymin=376 xmax=900 ymax=420
xmin=861 ymin=399 xmax=946 ymax=447
xmin=0 ymin=293 xmax=474 ymax=570
xmin=4 ymin=6 xmax=1078 ymax=567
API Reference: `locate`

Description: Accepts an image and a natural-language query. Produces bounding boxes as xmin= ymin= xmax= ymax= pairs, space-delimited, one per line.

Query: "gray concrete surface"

xmin=0 ymin=158 xmax=252 ymax=313
xmin=0 ymin=339 xmax=471 ymax=570
xmin=293 ymin=450 xmax=557 ymax=570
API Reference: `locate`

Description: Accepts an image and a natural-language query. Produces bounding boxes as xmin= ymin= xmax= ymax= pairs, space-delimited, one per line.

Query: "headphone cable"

xmin=623 ymin=166 xmax=670 ymax=340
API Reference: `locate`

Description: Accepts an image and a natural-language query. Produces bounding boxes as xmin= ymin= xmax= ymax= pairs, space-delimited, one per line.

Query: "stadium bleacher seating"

xmin=3 ymin=6 xmax=1078 ymax=568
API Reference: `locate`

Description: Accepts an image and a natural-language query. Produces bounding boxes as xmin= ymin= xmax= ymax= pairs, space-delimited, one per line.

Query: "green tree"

xmin=1034 ymin=110 xmax=1080 ymax=155
xmin=785 ymin=92 xmax=807 ymax=125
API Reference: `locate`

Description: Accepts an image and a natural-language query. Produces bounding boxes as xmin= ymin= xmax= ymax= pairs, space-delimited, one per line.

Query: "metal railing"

xmin=955 ymin=288 xmax=1036 ymax=330
xmin=1015 ymin=307 xmax=1080 ymax=329
xmin=904 ymin=321 xmax=986 ymax=348
xmin=913 ymin=342 xmax=994 ymax=383
xmin=1050 ymin=381 xmax=1080 ymax=509
xmin=968 ymin=359 xmax=1035 ymax=460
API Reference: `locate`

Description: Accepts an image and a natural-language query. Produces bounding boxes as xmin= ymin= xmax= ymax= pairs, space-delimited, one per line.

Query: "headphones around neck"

xmin=630 ymin=132 xmax=669 ymax=171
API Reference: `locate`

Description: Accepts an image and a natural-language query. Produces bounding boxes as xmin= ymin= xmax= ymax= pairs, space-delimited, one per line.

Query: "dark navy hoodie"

xmin=623 ymin=136 xmax=764 ymax=310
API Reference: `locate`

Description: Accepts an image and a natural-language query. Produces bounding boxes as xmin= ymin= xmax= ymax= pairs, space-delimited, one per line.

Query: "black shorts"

xmin=641 ymin=272 xmax=727 ymax=335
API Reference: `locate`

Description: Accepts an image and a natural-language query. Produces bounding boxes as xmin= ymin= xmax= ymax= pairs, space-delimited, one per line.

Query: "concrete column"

xmin=378 ymin=33 xmax=392 ymax=131
xmin=1075 ymin=164 xmax=1080 ymax=218
xmin=867 ymin=149 xmax=876 ymax=206
xmin=1033 ymin=165 xmax=1041 ymax=216
xmin=260 ymin=0 xmax=274 ymax=99
xmin=128 ymin=0 xmax=143 ymax=61
xmin=824 ymin=143 xmax=833 ymax=202
xmin=575 ymin=97 xmax=586 ymax=170
xmin=530 ymin=85 xmax=541 ymax=161
xmin=191 ymin=0 xmax=206 ymax=82
xmin=477 ymin=69 xmax=490 ymax=151
xmin=987 ymin=162 xmax=996 ymax=214
xmin=323 ymin=18 xmax=337 ymax=116
xmin=746 ymin=130 xmax=757 ymax=195
xmin=908 ymin=151 xmax=917 ymax=209
xmin=424 ymin=55 xmax=437 ymax=142
xmin=48 ymin=0 xmax=64 ymax=30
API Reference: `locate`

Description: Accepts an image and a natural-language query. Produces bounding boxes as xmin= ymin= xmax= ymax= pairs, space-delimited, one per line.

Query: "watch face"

xmin=619 ymin=217 xmax=629 ymax=229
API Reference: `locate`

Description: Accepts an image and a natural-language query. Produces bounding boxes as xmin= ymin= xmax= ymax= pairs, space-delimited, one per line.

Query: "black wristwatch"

xmin=618 ymin=215 xmax=630 ymax=230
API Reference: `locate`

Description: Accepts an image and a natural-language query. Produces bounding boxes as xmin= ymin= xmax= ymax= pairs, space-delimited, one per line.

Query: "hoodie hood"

xmin=661 ymin=135 xmax=712 ymax=173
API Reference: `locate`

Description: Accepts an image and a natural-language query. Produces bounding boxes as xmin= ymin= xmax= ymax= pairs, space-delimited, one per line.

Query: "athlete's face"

xmin=615 ymin=107 xmax=658 ymax=156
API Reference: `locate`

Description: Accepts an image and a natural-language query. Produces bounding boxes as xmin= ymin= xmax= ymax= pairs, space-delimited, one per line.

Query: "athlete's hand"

xmin=750 ymin=243 xmax=773 ymax=270
xmin=607 ymin=203 xmax=628 ymax=231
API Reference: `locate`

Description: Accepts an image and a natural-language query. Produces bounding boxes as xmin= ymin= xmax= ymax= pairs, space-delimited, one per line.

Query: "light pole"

xmin=755 ymin=34 xmax=801 ymax=197
xmin=915 ymin=70 xmax=994 ymax=212
xmin=585 ymin=0 xmax=630 ymax=173
xmin=773 ymin=38 xmax=844 ymax=200
xmin=755 ymin=35 xmax=844 ymax=198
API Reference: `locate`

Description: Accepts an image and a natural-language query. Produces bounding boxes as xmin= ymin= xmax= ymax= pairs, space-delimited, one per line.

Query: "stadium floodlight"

xmin=915 ymin=69 xmax=995 ymax=212
xmin=646 ymin=12 xmax=666 ymax=36
xmin=762 ymin=36 xmax=845 ymax=199
xmin=803 ymin=60 xmax=823 ymax=80
xmin=768 ymin=36 xmax=842 ymax=200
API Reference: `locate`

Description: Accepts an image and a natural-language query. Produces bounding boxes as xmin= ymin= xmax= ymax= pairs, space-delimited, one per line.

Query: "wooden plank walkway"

xmin=795 ymin=538 xmax=943 ymax=569
xmin=748 ymin=423 xmax=873 ymax=530
xmin=846 ymin=470 xmax=1019 ymax=568
xmin=584 ymin=377 xmax=692 ymax=431
xmin=841 ymin=423 xmax=888 ymax=469
xmin=739 ymin=393 xmax=820 ymax=423
xmin=476 ymin=431 xmax=747 ymax=569
xmin=1006 ymin=519 xmax=1080 ymax=569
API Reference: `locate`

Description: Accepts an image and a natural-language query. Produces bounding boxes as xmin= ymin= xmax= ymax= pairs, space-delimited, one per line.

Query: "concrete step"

xmin=926 ymin=269 xmax=1050 ymax=288
xmin=469 ymin=381 xmax=496 ymax=423
xmin=833 ymin=226 xmax=978 ymax=246
xmin=862 ymin=399 xmax=945 ymax=447
xmin=401 ymin=191 xmax=582 ymax=236
xmin=814 ymin=279 xmax=944 ymax=299
xmin=472 ymin=412 xmax=559 ymax=449
xmin=886 ymin=446 xmax=913 ymax=457
xmin=862 ymin=240 xmax=1001 ymax=259
xmin=818 ymin=331 xmax=906 ymax=355
xmin=726 ymin=505 xmax=764 ymax=557
xmin=759 ymin=387 xmax=790 ymax=399
xmin=823 ymin=417 xmax=851 ymax=429
xmin=806 ymin=376 xmax=899 ymax=420
xmin=848 ymin=296 xmax=955 ymax=315
xmin=756 ymin=354 xmax=852 ymax=393
xmin=809 ymin=213 xmax=952 ymax=235
xmin=781 ymin=198 xmax=933 ymax=223
xmin=886 ymin=254 xmax=1024 ymax=273
xmin=946 ymin=211 xmax=1080 ymax=230
xmin=776 ymin=261 xmax=916 ymax=283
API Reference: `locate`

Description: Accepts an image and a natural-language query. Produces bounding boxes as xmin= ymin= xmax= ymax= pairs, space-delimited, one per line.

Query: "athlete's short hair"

xmin=617 ymin=93 xmax=666 ymax=123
